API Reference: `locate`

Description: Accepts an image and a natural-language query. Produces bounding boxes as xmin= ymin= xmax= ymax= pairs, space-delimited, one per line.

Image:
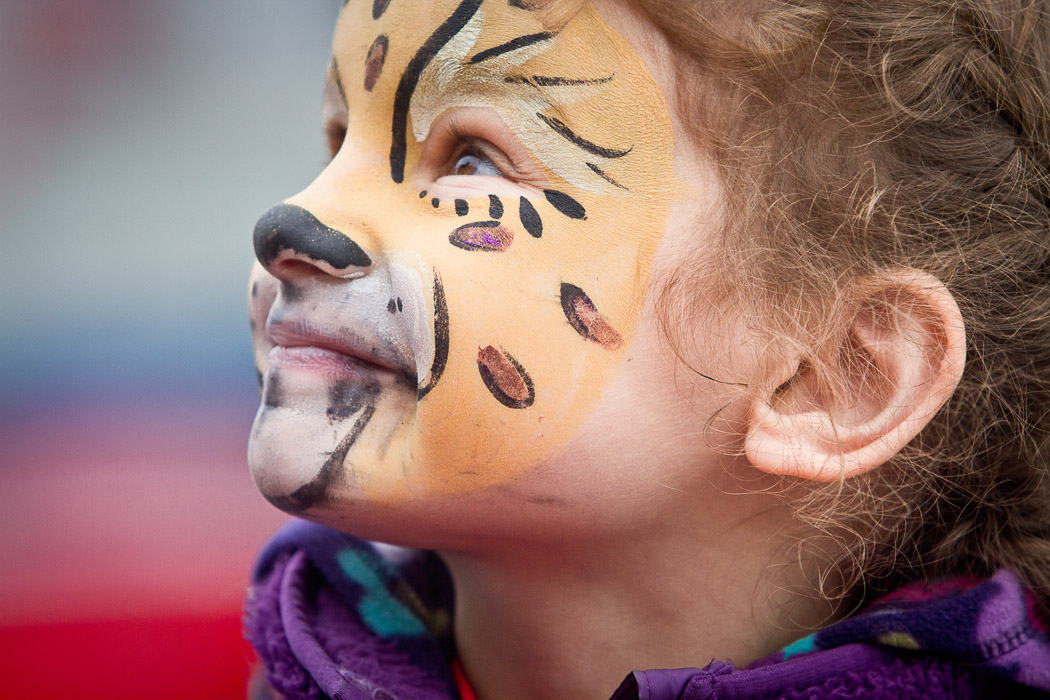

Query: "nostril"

xmin=253 ymin=203 xmax=372 ymax=276
xmin=275 ymin=258 xmax=324 ymax=279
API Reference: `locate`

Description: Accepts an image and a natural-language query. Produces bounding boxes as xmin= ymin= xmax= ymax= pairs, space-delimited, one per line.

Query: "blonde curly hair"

xmin=630 ymin=0 xmax=1050 ymax=617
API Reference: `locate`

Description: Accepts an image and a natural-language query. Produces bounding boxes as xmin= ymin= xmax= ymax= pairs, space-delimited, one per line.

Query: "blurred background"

xmin=0 ymin=1 xmax=341 ymax=697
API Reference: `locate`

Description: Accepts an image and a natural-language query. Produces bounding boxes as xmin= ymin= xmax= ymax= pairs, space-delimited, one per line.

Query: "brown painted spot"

xmin=477 ymin=346 xmax=534 ymax=409
xmin=449 ymin=220 xmax=513 ymax=252
xmin=560 ymin=283 xmax=623 ymax=350
xmin=372 ymin=0 xmax=392 ymax=19
xmin=364 ymin=35 xmax=388 ymax=92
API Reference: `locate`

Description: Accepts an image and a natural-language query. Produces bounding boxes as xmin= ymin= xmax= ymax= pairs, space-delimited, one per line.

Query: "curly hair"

xmin=633 ymin=0 xmax=1050 ymax=617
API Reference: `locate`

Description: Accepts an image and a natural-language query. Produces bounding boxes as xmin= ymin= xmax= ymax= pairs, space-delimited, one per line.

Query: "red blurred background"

xmin=0 ymin=1 xmax=339 ymax=697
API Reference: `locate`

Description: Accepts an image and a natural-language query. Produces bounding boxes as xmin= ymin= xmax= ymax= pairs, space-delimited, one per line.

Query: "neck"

xmin=439 ymin=495 xmax=834 ymax=700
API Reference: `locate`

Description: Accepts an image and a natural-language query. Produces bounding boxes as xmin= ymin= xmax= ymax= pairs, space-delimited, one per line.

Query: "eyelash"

xmin=445 ymin=142 xmax=506 ymax=178
xmin=441 ymin=119 xmax=511 ymax=179
xmin=322 ymin=114 xmax=522 ymax=183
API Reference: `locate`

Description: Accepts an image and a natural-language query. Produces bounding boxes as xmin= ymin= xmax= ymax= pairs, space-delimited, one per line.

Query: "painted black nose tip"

xmin=253 ymin=203 xmax=372 ymax=273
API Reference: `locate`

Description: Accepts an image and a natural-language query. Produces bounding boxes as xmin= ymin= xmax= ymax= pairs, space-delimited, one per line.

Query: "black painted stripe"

xmin=390 ymin=0 xmax=483 ymax=183
xmin=536 ymin=112 xmax=632 ymax=159
xmin=504 ymin=75 xmax=613 ymax=87
xmin=417 ymin=275 xmax=449 ymax=399
xmin=265 ymin=404 xmax=376 ymax=513
xmin=468 ymin=31 xmax=554 ymax=64
xmin=587 ymin=162 xmax=628 ymax=190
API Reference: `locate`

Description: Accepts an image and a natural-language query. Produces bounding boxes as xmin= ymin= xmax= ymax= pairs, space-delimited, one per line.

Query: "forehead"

xmin=331 ymin=0 xmax=671 ymax=194
xmin=333 ymin=0 xmax=605 ymax=68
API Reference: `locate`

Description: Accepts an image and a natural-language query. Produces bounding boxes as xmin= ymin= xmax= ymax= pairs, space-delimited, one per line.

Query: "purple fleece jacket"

xmin=244 ymin=520 xmax=1050 ymax=700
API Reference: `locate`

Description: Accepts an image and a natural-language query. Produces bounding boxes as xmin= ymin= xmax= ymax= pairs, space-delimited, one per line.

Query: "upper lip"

xmin=266 ymin=318 xmax=415 ymax=378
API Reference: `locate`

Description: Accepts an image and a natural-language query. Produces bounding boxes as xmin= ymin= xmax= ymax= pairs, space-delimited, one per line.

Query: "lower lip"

xmin=268 ymin=345 xmax=372 ymax=378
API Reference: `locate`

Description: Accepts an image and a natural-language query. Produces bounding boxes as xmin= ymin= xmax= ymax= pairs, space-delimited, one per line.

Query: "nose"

xmin=253 ymin=203 xmax=372 ymax=279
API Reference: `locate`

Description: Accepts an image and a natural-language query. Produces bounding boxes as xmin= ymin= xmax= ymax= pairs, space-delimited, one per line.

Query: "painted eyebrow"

xmin=587 ymin=162 xmax=627 ymax=190
xmin=330 ymin=57 xmax=349 ymax=108
xmin=467 ymin=31 xmax=555 ymax=64
xmin=535 ymin=113 xmax=632 ymax=159
xmin=504 ymin=74 xmax=613 ymax=87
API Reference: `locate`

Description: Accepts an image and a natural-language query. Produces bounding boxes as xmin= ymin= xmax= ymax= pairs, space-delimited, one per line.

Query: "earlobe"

xmin=745 ymin=270 xmax=967 ymax=482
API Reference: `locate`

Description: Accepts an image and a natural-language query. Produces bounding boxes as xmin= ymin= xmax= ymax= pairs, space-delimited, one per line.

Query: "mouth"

xmin=265 ymin=318 xmax=416 ymax=386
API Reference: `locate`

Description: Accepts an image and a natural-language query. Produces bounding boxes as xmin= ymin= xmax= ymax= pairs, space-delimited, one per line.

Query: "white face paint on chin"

xmin=246 ymin=0 xmax=678 ymax=526
xmin=247 ymin=254 xmax=428 ymax=508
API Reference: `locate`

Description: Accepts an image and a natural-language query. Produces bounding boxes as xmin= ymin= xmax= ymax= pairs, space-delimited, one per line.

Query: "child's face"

xmin=247 ymin=0 xmax=681 ymax=523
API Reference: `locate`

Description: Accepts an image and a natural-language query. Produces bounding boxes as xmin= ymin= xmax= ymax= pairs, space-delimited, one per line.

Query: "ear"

xmin=745 ymin=270 xmax=966 ymax=482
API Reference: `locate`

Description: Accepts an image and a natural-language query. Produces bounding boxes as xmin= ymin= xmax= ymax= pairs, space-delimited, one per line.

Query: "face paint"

xmin=247 ymin=0 xmax=675 ymax=512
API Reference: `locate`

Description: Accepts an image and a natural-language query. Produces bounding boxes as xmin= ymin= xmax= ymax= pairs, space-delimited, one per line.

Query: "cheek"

xmin=388 ymin=191 xmax=663 ymax=494
xmin=271 ymin=0 xmax=682 ymax=502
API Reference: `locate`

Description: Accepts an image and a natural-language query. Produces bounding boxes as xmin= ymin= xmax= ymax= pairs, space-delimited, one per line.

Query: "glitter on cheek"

xmin=448 ymin=220 xmax=514 ymax=251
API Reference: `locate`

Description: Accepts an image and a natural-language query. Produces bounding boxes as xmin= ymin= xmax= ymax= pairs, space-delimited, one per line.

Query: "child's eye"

xmin=449 ymin=145 xmax=506 ymax=178
xmin=414 ymin=107 xmax=546 ymax=192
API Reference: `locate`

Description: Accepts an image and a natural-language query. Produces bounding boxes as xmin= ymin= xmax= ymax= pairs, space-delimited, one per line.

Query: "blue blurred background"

xmin=0 ymin=1 xmax=341 ymax=696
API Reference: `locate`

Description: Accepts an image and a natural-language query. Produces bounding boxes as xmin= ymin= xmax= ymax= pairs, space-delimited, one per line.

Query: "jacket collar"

xmin=246 ymin=520 xmax=1050 ymax=700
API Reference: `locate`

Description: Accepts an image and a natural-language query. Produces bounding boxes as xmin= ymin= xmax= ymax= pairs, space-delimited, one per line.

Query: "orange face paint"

xmin=247 ymin=0 xmax=676 ymax=510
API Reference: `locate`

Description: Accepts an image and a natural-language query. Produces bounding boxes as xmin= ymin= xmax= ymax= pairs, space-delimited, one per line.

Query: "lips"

xmin=265 ymin=317 xmax=416 ymax=383
xmin=267 ymin=345 xmax=375 ymax=380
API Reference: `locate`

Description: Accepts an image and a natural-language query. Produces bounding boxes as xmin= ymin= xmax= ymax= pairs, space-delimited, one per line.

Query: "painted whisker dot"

xmin=544 ymin=190 xmax=587 ymax=220
xmin=419 ymin=190 xmax=428 ymax=199
xmin=364 ymin=35 xmax=389 ymax=92
xmin=488 ymin=194 xmax=504 ymax=219
xmin=455 ymin=199 xmax=469 ymax=216
xmin=449 ymin=220 xmax=513 ymax=252
xmin=431 ymin=197 xmax=440 ymax=208
xmin=477 ymin=346 xmax=535 ymax=409
xmin=519 ymin=197 xmax=543 ymax=237
xmin=560 ymin=283 xmax=624 ymax=350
